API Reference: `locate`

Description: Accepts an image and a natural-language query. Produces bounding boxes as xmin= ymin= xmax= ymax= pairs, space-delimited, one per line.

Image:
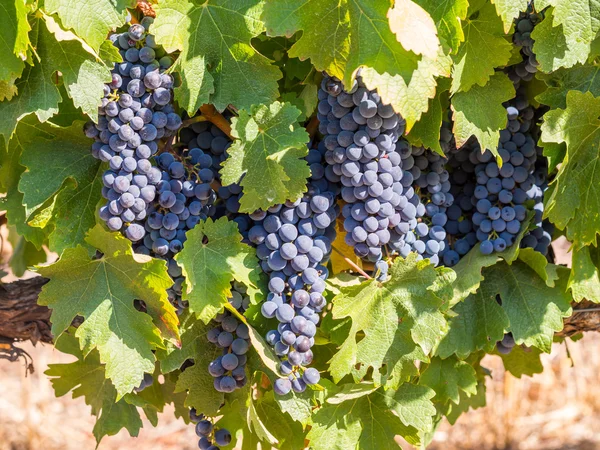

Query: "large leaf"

xmin=542 ymin=90 xmax=600 ymax=247
xmin=45 ymin=331 xmax=144 ymax=443
xmin=38 ymin=225 xmax=179 ymax=398
xmin=450 ymin=1 xmax=513 ymax=93
xmin=44 ymin=0 xmax=135 ymax=51
xmin=481 ymin=260 xmax=572 ymax=352
xmin=0 ymin=0 xmax=30 ymax=82
xmin=532 ymin=1 xmax=600 ymax=73
xmin=536 ymin=64 xmax=600 ymax=110
xmin=328 ymin=255 xmax=449 ymax=389
xmin=0 ymin=15 xmax=112 ymax=138
xmin=175 ymin=217 xmax=261 ymax=323
xmin=307 ymin=383 xmax=421 ymax=449
xmin=387 ymin=0 xmax=441 ymax=59
xmin=262 ymin=0 xmax=420 ymax=89
xmin=220 ymin=102 xmax=310 ymax=213
xmin=153 ymin=0 xmax=281 ymax=113
xmin=451 ymin=72 xmax=515 ymax=156
xmin=361 ymin=49 xmax=452 ymax=132
xmin=16 ymin=118 xmax=102 ymax=254
xmin=414 ymin=0 xmax=468 ymax=54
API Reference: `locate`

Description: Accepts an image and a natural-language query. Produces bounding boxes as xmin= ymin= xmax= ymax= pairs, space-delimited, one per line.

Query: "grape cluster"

xmin=496 ymin=332 xmax=517 ymax=354
xmin=510 ymin=5 xmax=543 ymax=82
xmin=245 ymin=146 xmax=338 ymax=395
xmin=86 ymin=17 xmax=182 ymax=244
xmin=206 ymin=282 xmax=252 ymax=393
xmin=133 ymin=372 xmax=154 ymax=392
xmin=316 ymin=75 xmax=411 ymax=264
xmin=190 ymin=409 xmax=232 ymax=450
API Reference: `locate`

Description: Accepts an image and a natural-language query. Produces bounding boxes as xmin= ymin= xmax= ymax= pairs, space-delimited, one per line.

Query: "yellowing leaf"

xmin=388 ymin=0 xmax=440 ymax=59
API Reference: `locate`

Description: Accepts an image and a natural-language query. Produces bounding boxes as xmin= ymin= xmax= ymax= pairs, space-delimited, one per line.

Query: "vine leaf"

xmin=405 ymin=77 xmax=450 ymax=155
xmin=159 ymin=314 xmax=226 ymax=416
xmin=0 ymin=0 xmax=30 ymax=83
xmin=38 ymin=224 xmax=179 ymax=398
xmin=220 ymin=102 xmax=310 ymax=213
xmin=568 ymin=245 xmax=600 ymax=303
xmin=360 ymin=48 xmax=451 ymax=132
xmin=490 ymin=0 xmax=529 ymax=32
xmin=415 ymin=0 xmax=468 ymax=54
xmin=542 ymin=90 xmax=600 ymax=247
xmin=328 ymin=255 xmax=448 ymax=390
xmin=536 ymin=64 xmax=600 ymax=110
xmin=153 ymin=0 xmax=281 ymax=113
xmin=307 ymin=383 xmax=422 ymax=449
xmin=45 ymin=331 xmax=144 ymax=443
xmin=16 ymin=118 xmax=102 ymax=254
xmin=44 ymin=0 xmax=135 ymax=51
xmin=452 ymin=72 xmax=516 ymax=158
xmin=388 ymin=0 xmax=441 ymax=59
xmin=418 ymin=356 xmax=478 ymax=405
xmin=436 ymin=288 xmax=509 ymax=359
xmin=175 ymin=217 xmax=261 ymax=323
xmin=446 ymin=379 xmax=486 ymax=424
xmin=481 ymin=260 xmax=572 ymax=352
xmin=6 ymin=225 xmax=47 ymax=277
xmin=0 ymin=15 xmax=113 ymax=139
xmin=532 ymin=1 xmax=600 ymax=73
xmin=450 ymin=1 xmax=513 ymax=94
xmin=498 ymin=345 xmax=544 ymax=378
xmin=262 ymin=0 xmax=419 ymax=90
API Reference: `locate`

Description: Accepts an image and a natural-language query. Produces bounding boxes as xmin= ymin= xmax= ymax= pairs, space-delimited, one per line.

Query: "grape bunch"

xmin=86 ymin=17 xmax=182 ymax=244
xmin=510 ymin=4 xmax=543 ymax=82
xmin=206 ymin=282 xmax=252 ymax=393
xmin=317 ymin=74 xmax=414 ymax=264
xmin=190 ymin=409 xmax=232 ymax=450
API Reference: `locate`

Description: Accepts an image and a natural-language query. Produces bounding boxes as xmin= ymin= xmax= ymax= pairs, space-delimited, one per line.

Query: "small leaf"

xmin=0 ymin=0 xmax=30 ymax=83
xmin=38 ymin=225 xmax=179 ymax=398
xmin=568 ymin=245 xmax=600 ymax=303
xmin=452 ymin=72 xmax=516 ymax=157
xmin=450 ymin=1 xmax=513 ymax=93
xmin=537 ymin=64 xmax=600 ymax=110
xmin=490 ymin=0 xmax=529 ymax=33
xmin=175 ymin=217 xmax=261 ymax=323
xmin=388 ymin=0 xmax=441 ymax=59
xmin=419 ymin=356 xmax=478 ymax=405
xmin=498 ymin=345 xmax=544 ymax=378
xmin=220 ymin=102 xmax=310 ymax=213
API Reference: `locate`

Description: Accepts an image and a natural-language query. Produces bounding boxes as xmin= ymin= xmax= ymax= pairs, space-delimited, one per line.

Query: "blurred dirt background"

xmin=1 ymin=236 xmax=599 ymax=450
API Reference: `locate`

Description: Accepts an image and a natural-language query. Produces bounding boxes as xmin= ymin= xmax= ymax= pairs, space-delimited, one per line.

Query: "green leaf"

xmin=568 ymin=245 xmax=600 ymax=303
xmin=307 ymin=384 xmax=420 ymax=449
xmin=328 ymin=254 xmax=449 ymax=389
xmin=44 ymin=0 xmax=135 ymax=51
xmin=360 ymin=49 xmax=452 ymax=132
xmin=536 ymin=64 xmax=600 ymax=110
xmin=153 ymin=0 xmax=281 ymax=113
xmin=541 ymin=90 xmax=600 ymax=247
xmin=482 ymin=260 xmax=572 ymax=352
xmin=384 ymin=383 xmax=437 ymax=432
xmin=387 ymin=0 xmax=441 ymax=59
xmin=419 ymin=356 xmax=478 ymax=405
xmin=449 ymin=211 xmax=530 ymax=306
xmin=450 ymin=1 xmax=513 ymax=93
xmin=220 ymin=102 xmax=310 ymax=213
xmin=405 ymin=77 xmax=450 ymax=155
xmin=436 ymin=288 xmax=509 ymax=359
xmin=498 ymin=345 xmax=544 ymax=378
xmin=7 ymin=225 xmax=47 ymax=276
xmin=262 ymin=0 xmax=420 ymax=89
xmin=452 ymin=72 xmax=516 ymax=156
xmin=445 ymin=379 xmax=486 ymax=424
xmin=414 ymin=0 xmax=468 ymax=54
xmin=175 ymin=217 xmax=260 ymax=323
xmin=532 ymin=2 xmax=600 ymax=73
xmin=0 ymin=0 xmax=30 ymax=82
xmin=165 ymin=315 xmax=226 ymax=416
xmin=37 ymin=225 xmax=179 ymax=398
xmin=490 ymin=0 xmax=528 ymax=32
xmin=45 ymin=331 xmax=143 ymax=443
xmin=0 ymin=15 xmax=112 ymax=138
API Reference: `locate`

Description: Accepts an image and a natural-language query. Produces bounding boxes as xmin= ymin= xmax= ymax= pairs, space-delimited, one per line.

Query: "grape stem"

xmin=331 ymin=246 xmax=372 ymax=280
xmin=200 ymin=104 xmax=234 ymax=139
xmin=305 ymin=115 xmax=320 ymax=140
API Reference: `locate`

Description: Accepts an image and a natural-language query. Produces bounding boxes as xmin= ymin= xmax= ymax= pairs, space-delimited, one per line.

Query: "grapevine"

xmin=0 ymin=1 xmax=599 ymax=449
